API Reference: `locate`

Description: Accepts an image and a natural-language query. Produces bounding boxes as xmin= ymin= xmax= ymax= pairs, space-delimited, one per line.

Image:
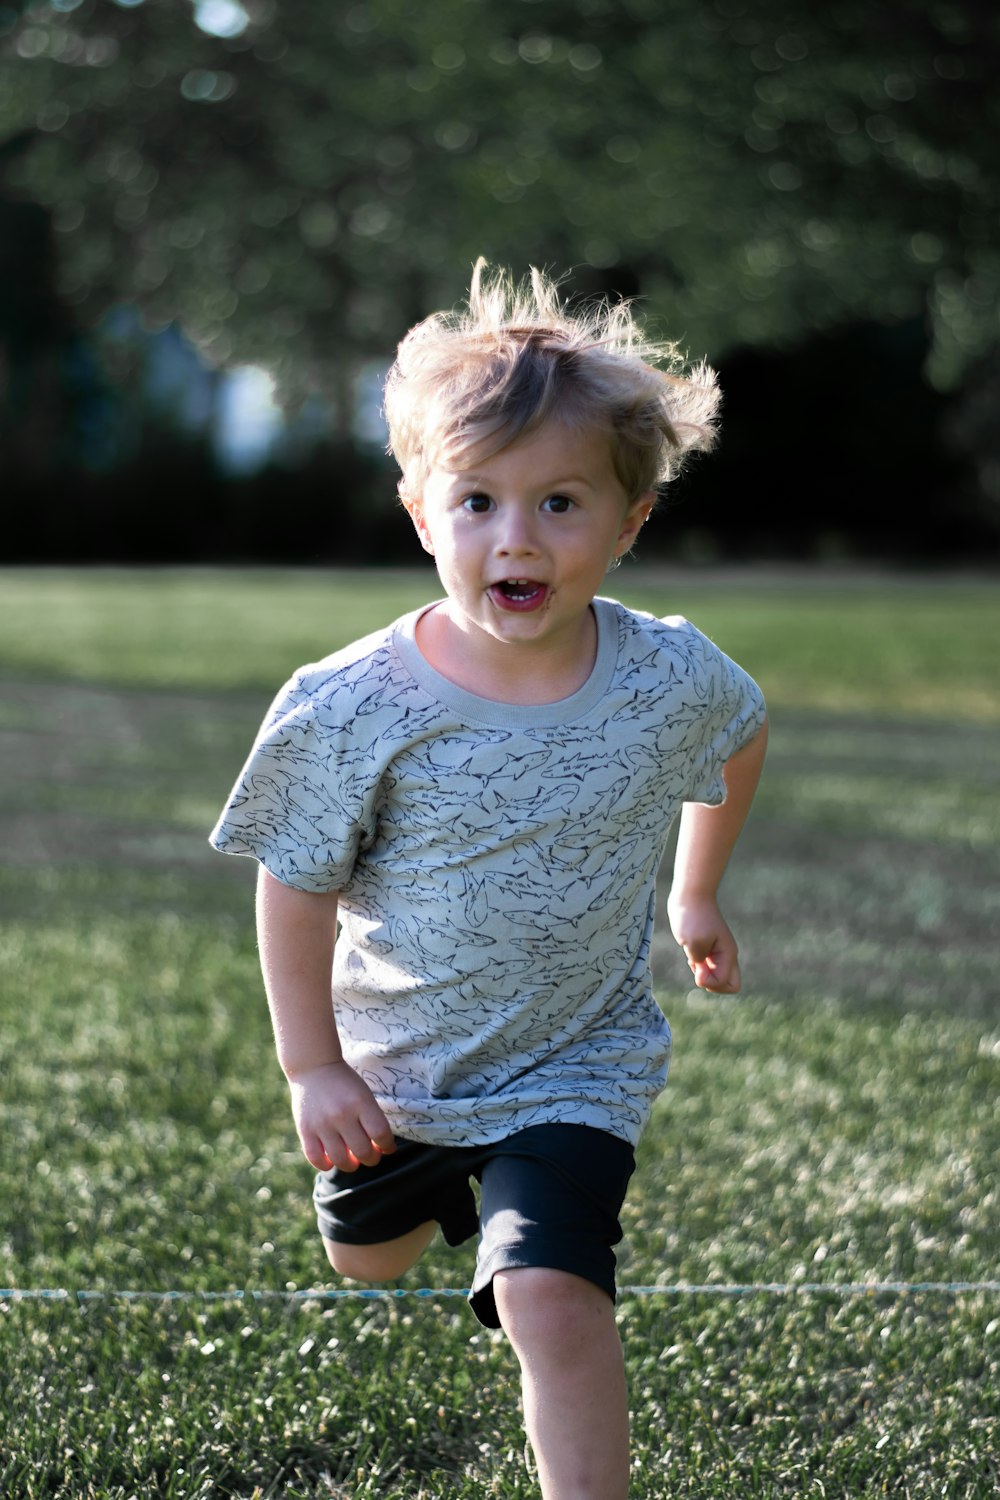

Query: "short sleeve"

xmin=209 ymin=674 xmax=372 ymax=893
xmin=673 ymin=621 xmax=767 ymax=806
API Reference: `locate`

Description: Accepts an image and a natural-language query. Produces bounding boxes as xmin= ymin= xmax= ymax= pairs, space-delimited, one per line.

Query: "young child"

xmin=210 ymin=262 xmax=767 ymax=1500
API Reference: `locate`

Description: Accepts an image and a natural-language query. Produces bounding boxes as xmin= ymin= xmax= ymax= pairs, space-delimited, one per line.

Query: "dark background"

xmin=2 ymin=0 xmax=998 ymax=566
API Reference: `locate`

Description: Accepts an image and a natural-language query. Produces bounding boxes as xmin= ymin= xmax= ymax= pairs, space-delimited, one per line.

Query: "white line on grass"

xmin=3 ymin=1281 xmax=1000 ymax=1304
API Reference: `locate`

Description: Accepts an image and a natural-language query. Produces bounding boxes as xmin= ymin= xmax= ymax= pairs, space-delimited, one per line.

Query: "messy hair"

xmin=383 ymin=259 xmax=721 ymax=504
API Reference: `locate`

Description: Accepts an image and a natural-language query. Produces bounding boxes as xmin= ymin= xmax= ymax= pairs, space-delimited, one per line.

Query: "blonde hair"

xmin=384 ymin=259 xmax=721 ymax=504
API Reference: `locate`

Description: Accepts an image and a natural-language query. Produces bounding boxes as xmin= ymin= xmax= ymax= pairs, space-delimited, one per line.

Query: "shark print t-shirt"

xmin=210 ymin=597 xmax=766 ymax=1148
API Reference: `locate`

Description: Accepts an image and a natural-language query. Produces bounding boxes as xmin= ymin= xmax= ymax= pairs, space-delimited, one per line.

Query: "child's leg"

xmin=313 ymin=1139 xmax=480 ymax=1281
xmin=470 ymin=1127 xmax=636 ymax=1498
xmin=494 ymin=1266 xmax=629 ymax=1500
xmin=322 ymin=1221 xmax=436 ymax=1280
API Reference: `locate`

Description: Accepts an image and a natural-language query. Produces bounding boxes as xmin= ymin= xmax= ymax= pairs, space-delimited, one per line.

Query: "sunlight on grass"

xmin=2 ymin=913 xmax=998 ymax=1496
xmin=1 ymin=566 xmax=998 ymax=721
xmin=1 ymin=566 xmax=999 ymax=1496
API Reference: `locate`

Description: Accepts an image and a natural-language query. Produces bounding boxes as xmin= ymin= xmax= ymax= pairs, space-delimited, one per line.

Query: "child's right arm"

xmin=255 ymin=868 xmax=396 ymax=1172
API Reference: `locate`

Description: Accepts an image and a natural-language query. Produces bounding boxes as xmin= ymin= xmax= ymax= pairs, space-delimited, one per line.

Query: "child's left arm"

xmin=666 ymin=719 xmax=768 ymax=994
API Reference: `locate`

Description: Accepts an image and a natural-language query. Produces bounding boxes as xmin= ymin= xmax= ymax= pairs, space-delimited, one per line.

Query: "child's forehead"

xmin=432 ymin=419 xmax=616 ymax=480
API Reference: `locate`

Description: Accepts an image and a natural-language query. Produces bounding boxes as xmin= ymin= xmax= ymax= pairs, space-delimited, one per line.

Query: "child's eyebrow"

xmin=449 ymin=469 xmax=599 ymax=492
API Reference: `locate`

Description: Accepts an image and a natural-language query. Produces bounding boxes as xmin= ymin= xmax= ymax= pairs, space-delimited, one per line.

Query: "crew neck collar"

xmin=393 ymin=597 xmax=620 ymax=729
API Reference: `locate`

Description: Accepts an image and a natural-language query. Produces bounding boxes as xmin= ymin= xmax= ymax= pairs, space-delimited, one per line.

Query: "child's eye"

xmin=543 ymin=494 xmax=575 ymax=513
xmin=461 ymin=493 xmax=493 ymax=514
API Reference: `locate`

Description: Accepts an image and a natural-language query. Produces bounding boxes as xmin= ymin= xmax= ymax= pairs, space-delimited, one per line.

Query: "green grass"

xmin=1 ymin=565 xmax=998 ymax=719
xmin=1 ymin=567 xmax=999 ymax=1497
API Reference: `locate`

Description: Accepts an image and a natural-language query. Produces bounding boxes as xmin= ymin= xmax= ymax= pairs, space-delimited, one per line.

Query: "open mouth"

xmin=490 ymin=579 xmax=549 ymax=611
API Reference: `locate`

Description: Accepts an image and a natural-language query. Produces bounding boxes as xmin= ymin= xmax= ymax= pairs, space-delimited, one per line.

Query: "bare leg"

xmin=493 ymin=1267 xmax=630 ymax=1500
xmin=322 ymin=1220 xmax=436 ymax=1281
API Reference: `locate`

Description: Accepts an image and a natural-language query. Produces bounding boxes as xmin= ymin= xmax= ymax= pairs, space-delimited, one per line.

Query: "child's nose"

xmin=495 ymin=508 xmax=540 ymax=556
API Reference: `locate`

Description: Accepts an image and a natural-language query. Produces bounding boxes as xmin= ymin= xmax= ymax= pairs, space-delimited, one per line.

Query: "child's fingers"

xmin=326 ymin=1121 xmax=388 ymax=1171
xmin=300 ymin=1129 xmax=338 ymax=1172
xmin=694 ymin=966 xmax=741 ymax=994
xmin=306 ymin=1112 xmax=395 ymax=1173
xmin=308 ymin=1134 xmax=368 ymax=1173
xmin=686 ymin=944 xmax=741 ymax=994
xmin=293 ymin=1066 xmax=396 ymax=1171
xmin=359 ymin=1103 xmax=397 ymax=1156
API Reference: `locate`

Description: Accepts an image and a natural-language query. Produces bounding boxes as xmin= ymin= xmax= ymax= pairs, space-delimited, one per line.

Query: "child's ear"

xmin=614 ymin=491 xmax=655 ymax=559
xmin=401 ymin=490 xmax=435 ymax=556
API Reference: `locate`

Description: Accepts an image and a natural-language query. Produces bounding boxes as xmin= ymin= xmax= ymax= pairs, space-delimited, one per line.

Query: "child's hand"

xmin=666 ymin=894 xmax=742 ymax=994
xmin=288 ymin=1060 xmax=396 ymax=1173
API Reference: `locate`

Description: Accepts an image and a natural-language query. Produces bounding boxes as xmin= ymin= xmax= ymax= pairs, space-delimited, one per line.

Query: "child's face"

xmin=403 ymin=421 xmax=652 ymax=663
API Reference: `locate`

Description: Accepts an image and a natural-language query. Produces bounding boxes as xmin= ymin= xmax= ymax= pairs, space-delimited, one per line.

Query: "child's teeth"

xmin=495 ymin=579 xmax=542 ymax=601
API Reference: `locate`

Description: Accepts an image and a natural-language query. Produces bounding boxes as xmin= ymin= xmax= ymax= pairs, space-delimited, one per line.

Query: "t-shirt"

xmin=210 ymin=597 xmax=766 ymax=1148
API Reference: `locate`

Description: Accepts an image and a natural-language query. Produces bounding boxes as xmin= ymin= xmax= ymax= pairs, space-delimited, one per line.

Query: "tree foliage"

xmin=1 ymin=0 xmax=999 ymax=563
xmin=2 ymin=0 xmax=997 ymax=403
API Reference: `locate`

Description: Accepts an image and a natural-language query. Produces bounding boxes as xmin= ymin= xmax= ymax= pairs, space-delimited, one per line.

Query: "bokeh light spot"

xmin=194 ymin=0 xmax=250 ymax=39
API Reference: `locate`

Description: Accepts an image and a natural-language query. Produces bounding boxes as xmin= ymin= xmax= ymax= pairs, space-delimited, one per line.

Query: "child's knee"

xmin=322 ymin=1220 xmax=436 ymax=1282
xmin=492 ymin=1266 xmax=614 ymax=1352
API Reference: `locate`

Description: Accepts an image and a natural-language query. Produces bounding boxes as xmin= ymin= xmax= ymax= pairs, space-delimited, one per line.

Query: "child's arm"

xmin=666 ymin=720 xmax=768 ymax=994
xmin=256 ymin=868 xmax=396 ymax=1171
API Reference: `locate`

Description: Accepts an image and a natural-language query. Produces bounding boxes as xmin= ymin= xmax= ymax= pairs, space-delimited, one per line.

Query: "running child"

xmin=210 ymin=261 xmax=768 ymax=1500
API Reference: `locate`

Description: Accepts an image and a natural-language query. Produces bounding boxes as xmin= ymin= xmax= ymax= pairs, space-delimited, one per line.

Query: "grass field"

xmin=1 ymin=567 xmax=999 ymax=1498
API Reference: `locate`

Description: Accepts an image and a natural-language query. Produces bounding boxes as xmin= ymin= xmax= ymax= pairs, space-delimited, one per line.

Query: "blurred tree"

xmin=1 ymin=0 xmax=997 ymax=554
xmin=0 ymin=127 xmax=72 ymax=473
xmin=2 ymin=1 xmax=997 ymax=380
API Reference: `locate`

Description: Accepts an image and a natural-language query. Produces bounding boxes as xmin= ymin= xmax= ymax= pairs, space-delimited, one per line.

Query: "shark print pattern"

xmin=210 ymin=598 xmax=766 ymax=1148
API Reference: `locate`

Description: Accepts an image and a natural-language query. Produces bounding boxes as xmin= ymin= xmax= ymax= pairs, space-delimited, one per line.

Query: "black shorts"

xmin=313 ymin=1123 xmax=635 ymax=1328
